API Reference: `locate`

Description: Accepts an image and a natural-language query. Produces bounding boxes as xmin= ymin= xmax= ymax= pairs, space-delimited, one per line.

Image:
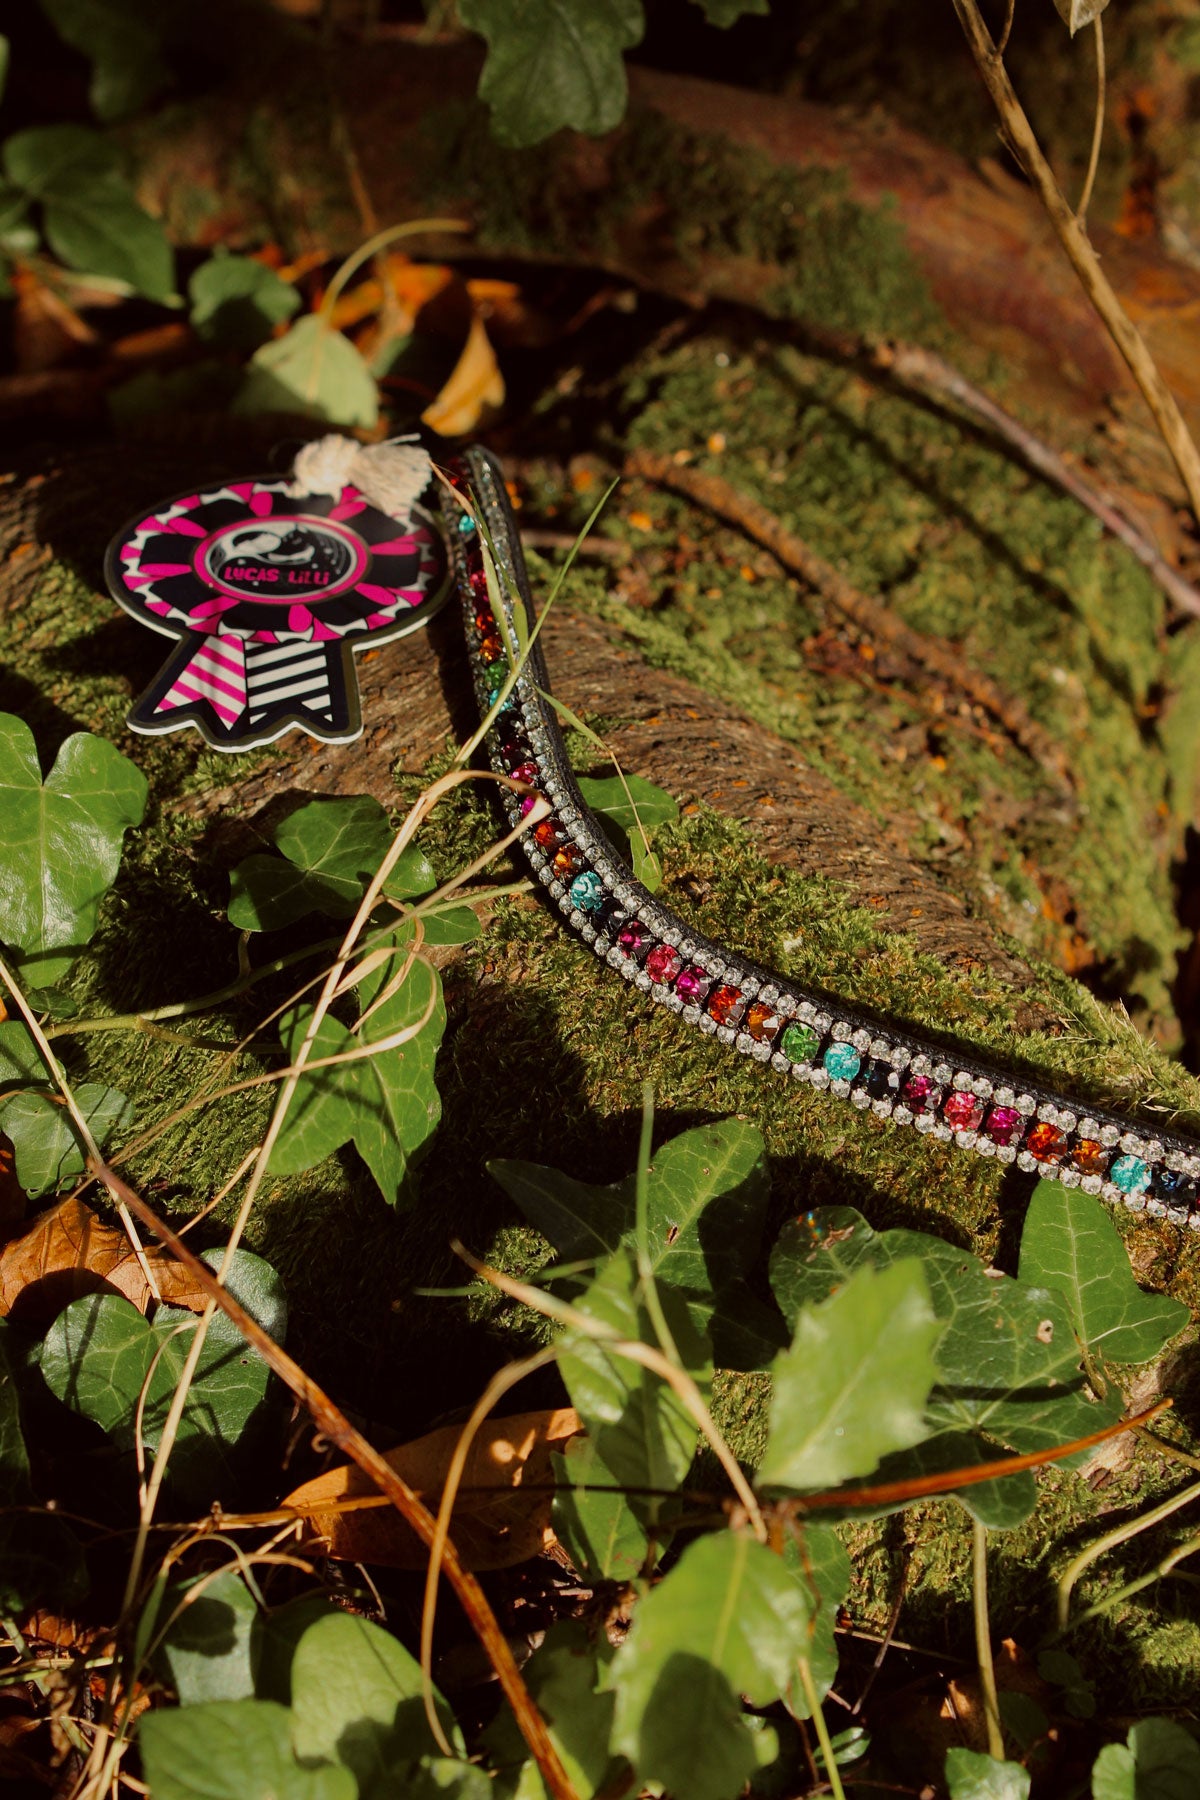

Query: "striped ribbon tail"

xmin=133 ymin=632 xmax=248 ymax=733
xmin=243 ymin=639 xmax=346 ymax=732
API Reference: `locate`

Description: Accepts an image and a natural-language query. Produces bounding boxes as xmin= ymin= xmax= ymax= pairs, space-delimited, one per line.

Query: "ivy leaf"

xmin=229 ymin=796 xmax=434 ymax=932
xmin=769 ymin=1207 xmax=1122 ymax=1523
xmin=575 ymin=772 xmax=678 ymax=835
xmin=608 ymin=1532 xmax=814 ymax=1800
xmin=945 ymin=1746 xmax=1031 ymax=1800
xmin=693 ymin=0 xmax=769 ymax=19
xmin=189 ymin=253 xmax=300 ymax=351
xmin=268 ymin=954 xmax=444 ymax=1206
xmin=157 ymin=1568 xmax=259 ymax=1706
xmin=779 ymin=1524 xmax=852 ymax=1713
xmin=2 ymin=125 xmax=121 ymax=193
xmin=1091 ymin=1717 xmax=1200 ymax=1800
xmin=139 ymin=1699 xmax=356 ymax=1800
xmin=1037 ymin=1646 xmax=1096 ymax=1720
xmin=491 ymin=1119 xmax=784 ymax=1368
xmin=459 ymin=0 xmax=645 ymax=148
xmin=0 ymin=1083 xmax=132 ymax=1197
xmin=1018 ymin=1185 xmax=1189 ymax=1366
xmin=36 ymin=0 xmax=172 ymax=120
xmin=0 ymin=713 xmax=146 ymax=964
xmin=760 ymin=1258 xmax=941 ymax=1491
xmin=558 ymin=1247 xmax=709 ymax=1505
xmin=1052 ymin=0 xmax=1109 ymax=35
xmin=289 ymin=1612 xmax=460 ymax=1785
xmin=483 ymin=1621 xmax=619 ymax=1800
xmin=45 ymin=172 xmax=174 ymax=300
xmin=39 ymin=1249 xmax=285 ymax=1501
xmin=0 ymin=1020 xmax=42 ymax=1084
xmin=551 ymin=1433 xmax=648 ymax=1581
xmin=234 ymin=316 xmax=379 ymax=429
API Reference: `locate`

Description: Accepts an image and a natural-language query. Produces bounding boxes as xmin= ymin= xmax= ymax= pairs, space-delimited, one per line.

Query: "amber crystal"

xmin=554 ymin=844 xmax=583 ymax=875
xmin=478 ymin=633 xmax=505 ymax=665
xmin=745 ymin=1001 xmax=780 ymax=1042
xmin=1071 ymin=1138 xmax=1109 ymax=1176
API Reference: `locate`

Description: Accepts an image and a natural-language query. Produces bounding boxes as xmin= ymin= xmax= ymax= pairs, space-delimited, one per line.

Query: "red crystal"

xmin=645 ymin=944 xmax=683 ymax=984
xmin=746 ymin=1001 xmax=780 ymax=1042
xmin=708 ymin=985 xmax=745 ymax=1027
xmin=534 ymin=820 xmax=560 ymax=849
xmin=1027 ymin=1122 xmax=1068 ymax=1163
xmin=984 ymin=1105 xmax=1024 ymax=1147
xmin=511 ymin=761 xmax=539 ymax=786
xmin=942 ymin=1090 xmax=983 ymax=1131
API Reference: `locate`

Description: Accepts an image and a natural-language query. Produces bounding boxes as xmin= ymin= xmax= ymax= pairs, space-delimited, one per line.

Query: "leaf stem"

xmin=972 ymin=1519 xmax=1004 ymax=1759
xmin=1057 ymin=1526 xmax=1200 ymax=1637
xmin=796 ymin=1655 xmax=847 ymax=1800
xmin=1076 ymin=15 xmax=1106 ymax=224
xmin=317 ymin=217 xmax=470 ymax=323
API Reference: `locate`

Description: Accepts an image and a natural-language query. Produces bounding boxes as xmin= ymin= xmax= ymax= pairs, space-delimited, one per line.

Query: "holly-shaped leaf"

xmin=139 ymin=1699 xmax=356 ymax=1800
xmin=945 ymin=1746 xmax=1031 ymax=1799
xmin=1091 ymin=1717 xmax=1200 ymax=1800
xmin=607 ymin=1531 xmax=814 ymax=1800
xmin=0 ymin=713 xmax=146 ymax=966
xmin=1018 ymin=1184 xmax=1189 ymax=1366
xmin=0 ymin=1083 xmax=132 ymax=1197
xmin=760 ymin=1258 xmax=941 ymax=1491
xmin=228 ymin=795 xmax=434 ymax=932
xmin=189 ymin=253 xmax=300 ymax=351
xmin=234 ymin=316 xmax=379 ymax=428
xmin=268 ymin=953 xmax=444 ymax=1206
xmin=459 ymin=0 xmax=645 ymax=147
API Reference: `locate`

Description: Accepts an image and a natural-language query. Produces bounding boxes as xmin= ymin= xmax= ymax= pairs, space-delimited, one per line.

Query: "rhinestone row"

xmin=447 ymin=451 xmax=1200 ymax=1230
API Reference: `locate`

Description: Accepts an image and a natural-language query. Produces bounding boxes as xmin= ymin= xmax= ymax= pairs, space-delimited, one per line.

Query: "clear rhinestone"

xmin=810 ymin=1068 xmax=831 ymax=1090
xmin=759 ymin=983 xmax=779 ymax=1004
xmin=932 ymin=1123 xmax=953 ymax=1141
xmin=698 ymin=1014 xmax=717 ymax=1034
xmin=1015 ymin=1093 xmax=1035 ymax=1114
xmin=975 ymin=1077 xmax=995 ymax=1099
xmin=1059 ymin=1167 xmax=1081 ymax=1188
xmin=771 ymin=1051 xmax=790 ymax=1072
xmin=752 ymin=1041 xmax=772 ymax=1062
xmin=1081 ymin=1174 xmax=1102 ymax=1195
xmin=634 ymin=971 xmax=652 ymax=991
xmin=664 ymin=993 xmax=684 ymax=1013
xmin=1126 ymin=1193 xmax=1149 ymax=1214
xmin=681 ymin=1004 xmax=701 ymax=1025
xmin=852 ymin=1029 xmax=873 ymax=1052
xmin=715 ymin=1025 xmax=736 ymax=1045
xmin=1058 ymin=1112 xmax=1077 ymax=1134
xmin=852 ymin=1089 xmax=871 ymax=1109
xmin=1037 ymin=1103 xmax=1058 ymax=1124
xmin=996 ymin=1145 xmax=1017 ymax=1163
xmin=933 ymin=1063 xmax=953 ymax=1085
xmin=955 ymin=1130 xmax=978 ymax=1149
xmin=891 ymin=1046 xmax=912 ymax=1070
xmin=1168 ymin=1204 xmax=1190 ymax=1225
xmin=894 ymin=1105 xmax=913 ymax=1126
xmin=831 ymin=1020 xmax=852 ymax=1042
xmin=831 ymin=1078 xmax=852 ymax=1098
xmin=873 ymin=1098 xmax=894 ymax=1119
xmin=977 ymin=1137 xmax=996 ymax=1158
xmin=1146 ymin=1139 xmax=1165 ymax=1162
xmin=1120 ymin=1133 xmax=1145 ymax=1156
xmin=1018 ymin=1152 xmax=1037 ymax=1172
xmin=580 ymin=925 xmax=596 ymax=944
xmin=953 ymin=1071 xmax=972 ymax=1091
xmin=814 ymin=1012 xmax=833 ymax=1034
xmin=915 ymin=1114 xmax=934 ymax=1134
xmin=994 ymin=1086 xmax=1015 ymax=1107
xmin=872 ymin=1038 xmax=893 ymax=1060
xmin=1099 ymin=1125 xmax=1120 ymax=1147
xmin=776 ymin=994 xmax=798 ymax=1018
xmin=736 ymin=1033 xmax=754 ymax=1055
xmin=911 ymin=1054 xmax=932 ymax=1075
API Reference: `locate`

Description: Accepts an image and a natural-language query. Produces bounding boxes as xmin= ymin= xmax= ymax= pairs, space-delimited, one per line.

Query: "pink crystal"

xmin=618 ymin=924 xmax=649 ymax=955
xmin=902 ymin=1072 xmax=935 ymax=1112
xmin=675 ymin=964 xmax=710 ymax=1003
xmin=942 ymin=1091 xmax=983 ymax=1131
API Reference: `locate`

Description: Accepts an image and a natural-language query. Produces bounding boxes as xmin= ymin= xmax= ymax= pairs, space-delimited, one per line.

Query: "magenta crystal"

xmin=675 ymin=964 xmax=710 ymax=1003
xmin=618 ymin=924 xmax=649 ymax=956
xmin=519 ymin=794 xmax=540 ymax=817
xmin=984 ymin=1104 xmax=1023 ymax=1147
xmin=511 ymin=761 xmax=539 ymax=786
xmin=943 ymin=1090 xmax=983 ymax=1131
xmin=902 ymin=1072 xmax=935 ymax=1112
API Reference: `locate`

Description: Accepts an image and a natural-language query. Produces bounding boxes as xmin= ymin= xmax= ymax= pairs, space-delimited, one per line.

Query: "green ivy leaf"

xmin=249 ymin=1595 xmax=337 ymax=1705
xmin=483 ymin=1621 xmax=620 ymax=1800
xmin=0 ymin=1083 xmax=132 ymax=1197
xmin=551 ymin=1433 xmax=648 ymax=1581
xmin=229 ymin=796 xmax=434 ymax=932
xmin=189 ymin=253 xmax=300 ymax=350
xmin=0 ymin=181 xmax=29 ymax=242
xmin=608 ymin=1532 xmax=814 ymax=1800
xmin=769 ymin=1207 xmax=1122 ymax=1524
xmin=40 ymin=1250 xmax=285 ymax=1500
xmin=575 ymin=772 xmax=678 ymax=835
xmin=945 ymin=1746 xmax=1031 ymax=1799
xmin=1018 ymin=1185 xmax=1189 ymax=1365
xmin=139 ymin=1699 xmax=356 ymax=1800
xmin=1091 ymin=1717 xmax=1200 ymax=1800
xmin=779 ymin=1523 xmax=852 ymax=1713
xmin=37 ymin=0 xmax=173 ymax=120
xmin=268 ymin=954 xmax=444 ymax=1206
xmin=0 ymin=1020 xmax=41 ymax=1084
xmin=490 ymin=1119 xmax=785 ymax=1368
xmin=0 ymin=713 xmax=146 ymax=964
xmin=289 ymin=1612 xmax=460 ymax=1786
xmin=1037 ymin=1646 xmax=1096 ymax=1719
xmin=157 ymin=1568 xmax=259 ymax=1706
xmin=234 ymin=316 xmax=379 ymax=428
xmin=761 ymin=1258 xmax=940 ymax=1491
xmin=2 ymin=125 xmax=121 ymax=194
xmin=44 ymin=171 xmax=174 ymax=300
xmin=460 ymin=0 xmax=644 ymax=148
xmin=692 ymin=0 xmax=769 ymax=21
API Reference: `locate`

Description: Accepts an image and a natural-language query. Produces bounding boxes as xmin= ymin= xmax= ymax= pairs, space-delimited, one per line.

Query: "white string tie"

xmin=291 ymin=434 xmax=433 ymax=519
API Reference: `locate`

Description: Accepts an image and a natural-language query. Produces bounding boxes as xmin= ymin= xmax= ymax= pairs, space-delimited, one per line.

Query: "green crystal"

xmin=780 ymin=1022 xmax=819 ymax=1065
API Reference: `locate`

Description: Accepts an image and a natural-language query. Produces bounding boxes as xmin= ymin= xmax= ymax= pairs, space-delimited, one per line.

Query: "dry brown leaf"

xmin=0 ymin=1196 xmax=208 ymax=1328
xmin=421 ymin=311 xmax=505 ymax=437
xmin=282 ymin=1406 xmax=582 ymax=1571
xmin=11 ymin=268 xmax=97 ymax=375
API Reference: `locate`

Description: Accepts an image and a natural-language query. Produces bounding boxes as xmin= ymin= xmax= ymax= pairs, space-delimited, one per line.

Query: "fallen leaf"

xmin=421 ymin=311 xmax=505 ymax=437
xmin=282 ymin=1406 xmax=582 ymax=1570
xmin=0 ymin=1196 xmax=208 ymax=1328
xmin=11 ymin=267 xmax=97 ymax=374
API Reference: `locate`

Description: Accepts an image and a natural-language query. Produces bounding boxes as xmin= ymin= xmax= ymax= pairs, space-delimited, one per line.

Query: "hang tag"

xmin=105 ymin=472 xmax=449 ymax=751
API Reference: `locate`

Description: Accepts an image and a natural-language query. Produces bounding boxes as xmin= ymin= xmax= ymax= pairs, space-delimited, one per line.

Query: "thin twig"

xmin=92 ymin=1166 xmax=579 ymax=1800
xmin=626 ymin=449 xmax=1073 ymax=790
xmin=952 ymin=0 xmax=1200 ymax=527
xmin=1054 ymin=1472 xmax=1200 ymax=1632
xmin=1077 ymin=16 xmax=1106 ymax=225
xmin=1057 ymin=1525 xmax=1200 ymax=1635
xmin=996 ymin=0 xmax=1016 ymax=55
